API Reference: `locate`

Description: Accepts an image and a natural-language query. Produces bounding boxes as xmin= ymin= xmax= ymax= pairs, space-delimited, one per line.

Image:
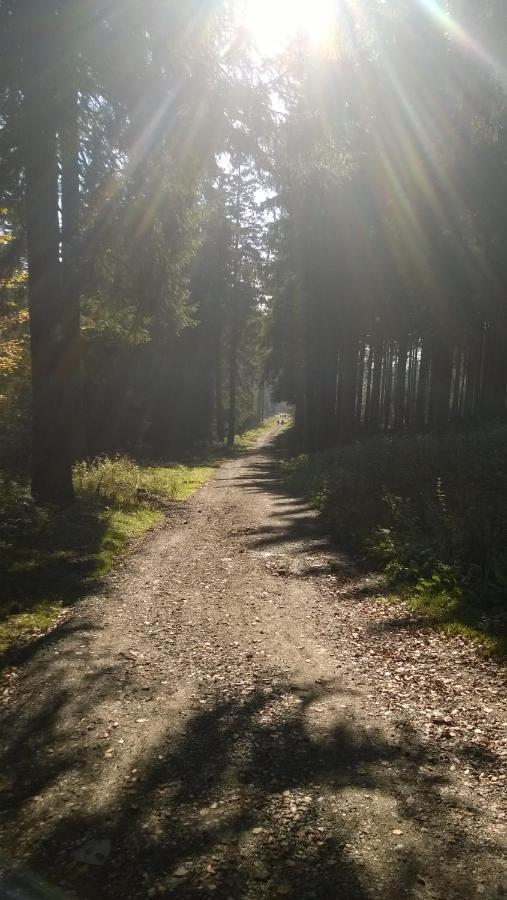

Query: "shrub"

xmin=281 ymin=426 xmax=507 ymax=606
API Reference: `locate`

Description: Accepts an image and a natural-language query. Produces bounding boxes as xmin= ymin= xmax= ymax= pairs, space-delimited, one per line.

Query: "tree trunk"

xmin=481 ymin=324 xmax=507 ymax=421
xmin=22 ymin=1 xmax=74 ymax=504
xmin=337 ymin=331 xmax=358 ymax=444
xmin=394 ymin=335 xmax=408 ymax=430
xmin=415 ymin=336 xmax=430 ymax=430
xmin=60 ymin=83 xmax=82 ymax=460
xmin=363 ymin=343 xmax=373 ymax=432
xmin=368 ymin=337 xmax=383 ymax=433
xmin=463 ymin=329 xmax=482 ymax=421
xmin=383 ymin=343 xmax=394 ymax=431
xmin=227 ymin=322 xmax=238 ymax=448
xmin=428 ymin=335 xmax=453 ymax=434
xmin=451 ymin=345 xmax=464 ymax=423
xmin=355 ymin=340 xmax=366 ymax=427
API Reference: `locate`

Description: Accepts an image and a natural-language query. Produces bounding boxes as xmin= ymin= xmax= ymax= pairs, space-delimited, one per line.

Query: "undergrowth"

xmin=279 ymin=426 xmax=507 ymax=657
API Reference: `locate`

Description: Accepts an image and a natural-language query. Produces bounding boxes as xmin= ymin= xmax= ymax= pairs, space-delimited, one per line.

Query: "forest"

xmin=0 ymin=3 xmax=506 ymax=898
xmin=1 ymin=0 xmax=507 ymax=642
xmin=2 ymin=0 xmax=506 ymax=648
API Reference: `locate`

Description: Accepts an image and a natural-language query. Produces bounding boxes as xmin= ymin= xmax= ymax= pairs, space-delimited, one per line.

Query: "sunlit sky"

xmin=238 ymin=0 xmax=506 ymax=85
xmin=240 ymin=0 xmax=337 ymax=55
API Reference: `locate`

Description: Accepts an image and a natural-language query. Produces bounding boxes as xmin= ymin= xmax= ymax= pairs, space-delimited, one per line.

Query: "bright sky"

xmin=240 ymin=0 xmax=337 ymax=55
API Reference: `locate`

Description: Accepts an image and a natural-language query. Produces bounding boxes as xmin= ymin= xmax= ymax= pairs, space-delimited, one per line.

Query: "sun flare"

xmin=240 ymin=0 xmax=337 ymax=55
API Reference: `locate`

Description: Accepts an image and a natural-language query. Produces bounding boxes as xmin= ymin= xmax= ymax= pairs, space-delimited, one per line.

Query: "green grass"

xmin=234 ymin=416 xmax=280 ymax=450
xmin=1 ymin=419 xmax=284 ymax=661
xmin=139 ymin=464 xmax=216 ymax=500
xmin=0 ymin=601 xmax=61 ymax=659
xmin=0 ymin=455 xmax=217 ymax=661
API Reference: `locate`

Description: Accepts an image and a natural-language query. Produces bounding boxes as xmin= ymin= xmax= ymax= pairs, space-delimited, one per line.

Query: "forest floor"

xmin=0 ymin=426 xmax=505 ymax=900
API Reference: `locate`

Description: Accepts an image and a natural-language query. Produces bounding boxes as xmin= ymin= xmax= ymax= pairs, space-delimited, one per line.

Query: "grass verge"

xmin=0 ymin=456 xmax=217 ymax=662
xmin=234 ymin=416 xmax=280 ymax=451
xmin=1 ymin=417 xmax=283 ymax=661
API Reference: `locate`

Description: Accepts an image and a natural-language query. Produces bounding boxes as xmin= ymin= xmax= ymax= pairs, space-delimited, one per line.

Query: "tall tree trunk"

xmin=363 ymin=343 xmax=373 ymax=432
xmin=481 ymin=324 xmax=507 ymax=421
xmin=394 ymin=335 xmax=408 ymax=430
xmin=215 ymin=350 xmax=225 ymax=444
xmin=303 ymin=289 xmax=337 ymax=450
xmin=406 ymin=342 xmax=417 ymax=428
xmin=22 ymin=1 xmax=74 ymax=504
xmin=337 ymin=331 xmax=358 ymax=444
xmin=451 ymin=344 xmax=464 ymax=423
xmin=463 ymin=329 xmax=482 ymax=421
xmin=415 ymin=336 xmax=430 ymax=430
xmin=355 ymin=340 xmax=366 ymax=427
xmin=60 ymin=83 xmax=82 ymax=460
xmin=428 ymin=334 xmax=453 ymax=433
xmin=383 ymin=343 xmax=394 ymax=431
xmin=227 ymin=320 xmax=239 ymax=448
xmin=368 ymin=337 xmax=383 ymax=433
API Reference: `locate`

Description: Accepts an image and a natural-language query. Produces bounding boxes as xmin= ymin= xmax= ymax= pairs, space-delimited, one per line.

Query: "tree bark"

xmin=60 ymin=82 xmax=83 ymax=460
xmin=227 ymin=318 xmax=239 ymax=448
xmin=481 ymin=324 xmax=507 ymax=421
xmin=394 ymin=335 xmax=408 ymax=430
xmin=363 ymin=343 xmax=373 ymax=432
xmin=337 ymin=331 xmax=358 ymax=444
xmin=428 ymin=334 xmax=453 ymax=433
xmin=368 ymin=337 xmax=383 ymax=433
xmin=383 ymin=343 xmax=393 ymax=431
xmin=22 ymin=1 xmax=75 ymax=504
xmin=415 ymin=336 xmax=430 ymax=430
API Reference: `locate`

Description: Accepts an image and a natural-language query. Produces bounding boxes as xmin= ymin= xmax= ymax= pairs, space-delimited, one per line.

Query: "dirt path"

xmin=1 ymin=429 xmax=505 ymax=900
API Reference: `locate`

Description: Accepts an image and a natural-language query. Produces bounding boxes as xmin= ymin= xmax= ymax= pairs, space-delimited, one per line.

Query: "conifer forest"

xmin=0 ymin=3 xmax=506 ymax=899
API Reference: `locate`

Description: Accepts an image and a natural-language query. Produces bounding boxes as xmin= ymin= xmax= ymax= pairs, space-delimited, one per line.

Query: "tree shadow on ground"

xmin=229 ymin=450 xmax=358 ymax=584
xmin=233 ymin=446 xmax=507 ymax=647
xmin=1 ymin=651 xmax=503 ymax=900
xmin=0 ymin=497 xmax=110 ymax=618
xmin=1 ymin=440 xmax=504 ymax=899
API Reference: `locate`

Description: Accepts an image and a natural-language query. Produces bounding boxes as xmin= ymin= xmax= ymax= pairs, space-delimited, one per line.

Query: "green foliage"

xmin=280 ymin=427 xmax=507 ymax=653
xmin=0 ymin=308 xmax=30 ymax=470
xmin=73 ymin=456 xmax=143 ymax=507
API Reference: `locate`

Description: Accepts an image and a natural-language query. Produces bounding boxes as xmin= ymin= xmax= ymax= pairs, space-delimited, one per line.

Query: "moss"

xmin=0 ymin=601 xmax=61 ymax=656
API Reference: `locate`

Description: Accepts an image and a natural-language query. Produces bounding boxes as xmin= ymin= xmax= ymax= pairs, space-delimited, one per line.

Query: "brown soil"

xmin=0 ymin=429 xmax=505 ymax=900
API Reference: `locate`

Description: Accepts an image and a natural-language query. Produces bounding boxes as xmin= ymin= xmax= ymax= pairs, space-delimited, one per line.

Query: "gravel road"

xmin=0 ymin=429 xmax=505 ymax=899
